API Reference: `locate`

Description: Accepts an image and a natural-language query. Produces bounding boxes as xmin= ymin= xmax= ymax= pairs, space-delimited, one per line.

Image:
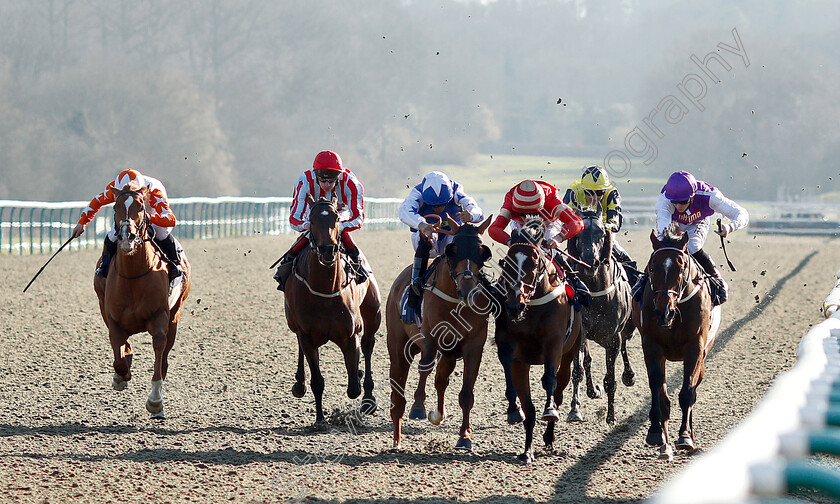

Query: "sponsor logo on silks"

xmin=676 ymin=210 xmax=704 ymax=224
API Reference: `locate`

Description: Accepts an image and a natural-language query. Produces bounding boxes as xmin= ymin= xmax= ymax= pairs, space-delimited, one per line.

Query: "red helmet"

xmin=511 ymin=180 xmax=545 ymax=213
xmin=313 ymin=151 xmax=343 ymax=172
xmin=114 ymin=169 xmax=146 ymax=190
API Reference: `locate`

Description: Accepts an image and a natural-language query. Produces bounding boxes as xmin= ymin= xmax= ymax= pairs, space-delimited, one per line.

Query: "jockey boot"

xmin=155 ymin=234 xmax=183 ymax=281
xmin=554 ymin=252 xmax=590 ymax=309
xmin=692 ymin=249 xmax=728 ymax=306
xmin=408 ymin=240 xmax=432 ymax=309
xmin=612 ymin=242 xmax=641 ymax=285
xmin=273 ymin=250 xmax=297 ymax=292
xmin=345 ymin=246 xmax=368 ymax=283
xmin=96 ymin=236 xmax=118 ymax=278
xmin=631 ymin=274 xmax=648 ymax=303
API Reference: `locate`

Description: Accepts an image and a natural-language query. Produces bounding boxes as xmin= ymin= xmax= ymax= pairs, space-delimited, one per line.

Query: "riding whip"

xmin=716 ymin=218 xmax=737 ymax=272
xmin=556 ymin=248 xmax=592 ymax=269
xmin=23 ymin=236 xmax=76 ymax=292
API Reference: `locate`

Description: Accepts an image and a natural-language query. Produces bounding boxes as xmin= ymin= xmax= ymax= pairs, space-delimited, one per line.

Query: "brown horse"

xmin=94 ymin=182 xmax=191 ymax=419
xmin=566 ymin=210 xmax=636 ymax=425
xmin=494 ymin=217 xmax=582 ymax=463
xmin=284 ymin=195 xmax=382 ymax=424
xmin=631 ymin=223 xmax=720 ymax=461
xmin=387 ymin=216 xmax=493 ymax=451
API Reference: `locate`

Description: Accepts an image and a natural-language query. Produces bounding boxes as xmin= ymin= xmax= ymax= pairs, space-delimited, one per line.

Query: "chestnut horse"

xmin=494 ymin=217 xmax=582 ymax=463
xmin=94 ymin=182 xmax=191 ymax=419
xmin=631 ymin=224 xmax=721 ymax=461
xmin=566 ymin=210 xmax=636 ymax=425
xmin=284 ymin=195 xmax=382 ymax=424
xmin=387 ymin=216 xmax=493 ymax=451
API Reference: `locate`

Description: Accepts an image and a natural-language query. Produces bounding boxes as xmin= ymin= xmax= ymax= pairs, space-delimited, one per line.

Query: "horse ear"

xmin=480 ymin=245 xmax=492 ymax=263
xmin=678 ymin=232 xmax=689 ymax=249
xmin=444 ymin=242 xmax=457 ymax=258
xmin=306 ymin=193 xmax=314 ymax=205
xmin=650 ymin=230 xmax=659 ymax=248
xmin=109 ymin=186 xmax=120 ymax=199
xmin=477 ymin=215 xmax=493 ymax=235
xmin=331 ymin=194 xmax=338 ymax=206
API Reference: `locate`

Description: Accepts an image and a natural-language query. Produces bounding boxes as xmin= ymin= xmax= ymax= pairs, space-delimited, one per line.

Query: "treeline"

xmin=0 ymin=0 xmax=838 ymax=201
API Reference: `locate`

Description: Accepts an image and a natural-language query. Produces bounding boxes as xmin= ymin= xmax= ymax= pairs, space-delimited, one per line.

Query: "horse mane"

xmin=511 ymin=216 xmax=543 ymax=246
xmin=660 ymin=222 xmax=686 ymax=248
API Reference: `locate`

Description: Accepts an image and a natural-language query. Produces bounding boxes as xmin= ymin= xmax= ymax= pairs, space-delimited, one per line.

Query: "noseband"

xmin=501 ymin=242 xmax=548 ymax=305
xmin=309 ymin=201 xmax=340 ymax=267
xmin=116 ymin=190 xmax=150 ymax=246
xmin=648 ymin=247 xmax=702 ymax=305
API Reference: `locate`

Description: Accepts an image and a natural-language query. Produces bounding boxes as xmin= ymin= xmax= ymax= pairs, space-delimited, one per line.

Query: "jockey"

xmin=71 ymin=169 xmax=182 ymax=280
xmin=488 ymin=180 xmax=590 ymax=307
xmin=632 ymin=170 xmax=749 ymax=306
xmin=399 ymin=171 xmax=483 ymax=309
xmin=563 ymin=166 xmax=641 ymax=285
xmin=273 ymin=150 xmax=367 ymax=291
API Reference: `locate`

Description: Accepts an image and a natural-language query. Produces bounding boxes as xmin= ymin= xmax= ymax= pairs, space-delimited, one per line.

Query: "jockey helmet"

xmin=114 ymin=169 xmax=146 ymax=190
xmin=663 ymin=171 xmax=698 ymax=202
xmin=419 ymin=171 xmax=454 ymax=206
xmin=511 ymin=180 xmax=545 ymax=214
xmin=313 ymin=151 xmax=343 ymax=173
xmin=579 ymin=166 xmax=612 ymax=192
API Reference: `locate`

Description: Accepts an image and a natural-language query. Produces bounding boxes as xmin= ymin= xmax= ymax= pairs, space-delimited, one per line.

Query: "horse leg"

xmin=676 ymin=347 xmax=705 ymax=452
xmin=568 ymin=341 xmax=585 ymax=423
xmin=360 ymin=324 xmax=377 ymax=415
xmin=455 ymin=338 xmax=485 ymax=452
xmin=642 ymin=339 xmax=669 ymax=450
xmin=410 ymin=339 xmax=436 ymax=421
xmin=583 ymin=340 xmax=602 ymax=399
xmin=430 ymin=356 xmax=455 ymax=426
xmin=603 ymin=338 xmax=619 ymax=426
xmin=620 ymin=323 xmax=636 ymax=387
xmin=511 ymin=360 xmax=535 ymax=464
xmin=497 ymin=335 xmax=523 ymax=425
xmin=299 ymin=335 xmax=326 ymax=424
xmin=291 ymin=344 xmax=306 ymax=398
xmin=108 ymin=325 xmax=131 ymax=391
xmin=389 ymin=343 xmax=413 ymax=450
xmin=340 ymin=335 xmax=362 ymax=400
xmin=146 ymin=313 xmax=171 ymax=419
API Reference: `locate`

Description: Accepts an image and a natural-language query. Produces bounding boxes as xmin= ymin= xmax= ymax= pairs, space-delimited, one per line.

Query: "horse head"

xmin=499 ymin=217 xmax=547 ymax=320
xmin=111 ymin=182 xmax=149 ymax=254
xmin=568 ymin=210 xmax=612 ymax=270
xmin=306 ymin=193 xmax=340 ymax=266
xmin=648 ymin=224 xmax=690 ymax=328
xmin=442 ymin=215 xmax=493 ymax=301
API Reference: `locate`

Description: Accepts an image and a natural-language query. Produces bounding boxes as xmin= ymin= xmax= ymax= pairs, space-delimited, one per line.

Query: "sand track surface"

xmin=0 ymin=230 xmax=831 ymax=503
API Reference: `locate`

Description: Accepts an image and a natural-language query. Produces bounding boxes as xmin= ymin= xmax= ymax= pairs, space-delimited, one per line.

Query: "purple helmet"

xmin=663 ymin=171 xmax=697 ymax=202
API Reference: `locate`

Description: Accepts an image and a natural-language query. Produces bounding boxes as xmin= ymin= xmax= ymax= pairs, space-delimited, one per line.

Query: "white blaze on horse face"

xmin=124 ymin=197 xmax=134 ymax=215
xmin=320 ymin=210 xmax=329 ymax=216
xmin=513 ymin=251 xmax=529 ymax=292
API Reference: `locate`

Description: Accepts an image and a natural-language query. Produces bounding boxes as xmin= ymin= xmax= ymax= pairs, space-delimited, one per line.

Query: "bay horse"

xmin=284 ymin=194 xmax=381 ymax=424
xmin=631 ymin=223 xmax=721 ymax=461
xmin=494 ymin=217 xmax=582 ymax=463
xmin=94 ymin=182 xmax=192 ymax=419
xmin=387 ymin=216 xmax=493 ymax=451
xmin=566 ymin=210 xmax=636 ymax=425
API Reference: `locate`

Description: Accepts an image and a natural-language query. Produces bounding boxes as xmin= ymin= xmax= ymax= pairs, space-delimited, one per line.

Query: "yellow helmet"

xmin=579 ymin=166 xmax=612 ymax=192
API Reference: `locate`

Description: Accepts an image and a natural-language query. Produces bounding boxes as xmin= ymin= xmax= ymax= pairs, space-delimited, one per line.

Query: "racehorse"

xmin=494 ymin=217 xmax=582 ymax=463
xmin=284 ymin=194 xmax=382 ymax=424
xmin=387 ymin=216 xmax=493 ymax=451
xmin=566 ymin=210 xmax=636 ymax=425
xmin=631 ymin=223 xmax=720 ymax=461
xmin=94 ymin=181 xmax=191 ymax=419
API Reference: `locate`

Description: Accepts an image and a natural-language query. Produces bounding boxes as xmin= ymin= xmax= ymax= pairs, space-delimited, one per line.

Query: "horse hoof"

xmin=392 ymin=442 xmax=404 ymax=451
xmin=408 ymin=408 xmax=426 ymax=420
xmin=507 ymin=407 xmax=525 ymax=425
xmin=659 ymin=444 xmax=674 ymax=461
xmin=291 ymin=382 xmax=306 ymax=398
xmin=429 ymin=408 xmax=445 ymax=426
xmin=360 ymin=397 xmax=378 ymax=416
xmin=146 ymin=398 xmax=163 ymax=414
xmin=542 ymin=408 xmax=561 ymax=423
xmin=150 ymin=407 xmax=166 ymax=420
xmin=112 ymin=373 xmax=128 ymax=391
xmin=454 ymin=438 xmax=473 ymax=452
xmin=566 ymin=410 xmax=584 ymax=423
xmin=347 ymin=385 xmax=362 ymax=400
xmin=676 ymin=436 xmax=695 ymax=452
xmin=517 ymin=451 xmax=535 ymax=464
xmin=622 ymin=371 xmax=636 ymax=387
xmin=587 ymin=385 xmax=604 ymax=399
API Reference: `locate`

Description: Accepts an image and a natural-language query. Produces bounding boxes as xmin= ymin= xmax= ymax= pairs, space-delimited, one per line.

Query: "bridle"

xmin=308 ymin=200 xmax=340 ymax=268
xmin=500 ymin=241 xmax=549 ymax=307
xmin=648 ymin=246 xmax=703 ymax=305
xmin=114 ymin=190 xmax=155 ymax=279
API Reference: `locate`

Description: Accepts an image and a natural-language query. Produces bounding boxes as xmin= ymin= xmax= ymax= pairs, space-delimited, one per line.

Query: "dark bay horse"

xmin=94 ymin=182 xmax=191 ymax=419
xmin=566 ymin=210 xmax=636 ymax=425
xmin=494 ymin=218 xmax=582 ymax=463
xmin=284 ymin=195 xmax=382 ymax=424
xmin=631 ymin=224 xmax=721 ymax=460
xmin=387 ymin=216 xmax=493 ymax=451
